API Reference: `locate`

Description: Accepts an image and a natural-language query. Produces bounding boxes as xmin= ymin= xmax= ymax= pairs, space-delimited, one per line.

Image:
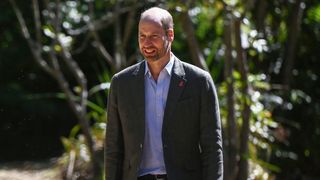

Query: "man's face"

xmin=138 ymin=20 xmax=172 ymax=62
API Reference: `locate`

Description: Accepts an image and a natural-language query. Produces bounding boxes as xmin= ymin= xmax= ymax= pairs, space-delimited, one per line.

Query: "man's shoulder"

xmin=179 ymin=60 xmax=210 ymax=78
xmin=177 ymin=59 xmax=216 ymax=90
xmin=112 ymin=61 xmax=144 ymax=80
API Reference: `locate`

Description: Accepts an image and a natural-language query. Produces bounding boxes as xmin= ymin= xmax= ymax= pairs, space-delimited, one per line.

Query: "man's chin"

xmin=144 ymin=55 xmax=159 ymax=62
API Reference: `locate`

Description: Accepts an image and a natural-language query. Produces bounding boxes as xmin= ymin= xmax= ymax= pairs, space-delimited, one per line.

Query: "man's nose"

xmin=143 ymin=37 xmax=152 ymax=46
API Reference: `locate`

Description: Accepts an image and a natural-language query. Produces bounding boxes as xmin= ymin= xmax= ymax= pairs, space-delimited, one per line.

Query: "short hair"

xmin=140 ymin=7 xmax=174 ymax=31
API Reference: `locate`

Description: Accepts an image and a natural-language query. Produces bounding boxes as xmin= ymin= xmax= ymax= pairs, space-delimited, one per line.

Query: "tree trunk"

xmin=282 ymin=0 xmax=305 ymax=90
xmin=234 ymin=18 xmax=251 ymax=180
xmin=255 ymin=0 xmax=268 ymax=35
xmin=223 ymin=13 xmax=238 ymax=180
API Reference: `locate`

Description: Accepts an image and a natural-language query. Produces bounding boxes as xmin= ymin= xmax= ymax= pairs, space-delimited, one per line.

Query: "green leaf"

xmin=61 ymin=137 xmax=72 ymax=152
xmin=69 ymin=125 xmax=81 ymax=139
xmin=307 ymin=5 xmax=320 ymax=23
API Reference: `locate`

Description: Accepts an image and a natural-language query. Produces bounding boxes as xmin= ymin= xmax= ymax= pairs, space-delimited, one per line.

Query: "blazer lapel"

xmin=163 ymin=57 xmax=187 ymax=135
xmin=132 ymin=62 xmax=146 ymax=143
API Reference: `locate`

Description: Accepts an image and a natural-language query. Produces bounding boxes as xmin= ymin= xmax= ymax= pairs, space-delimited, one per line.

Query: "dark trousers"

xmin=138 ymin=174 xmax=167 ymax=180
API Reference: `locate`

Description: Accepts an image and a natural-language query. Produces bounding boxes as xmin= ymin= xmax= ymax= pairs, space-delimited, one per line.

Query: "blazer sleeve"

xmin=105 ymin=75 xmax=124 ymax=180
xmin=199 ymin=72 xmax=223 ymax=180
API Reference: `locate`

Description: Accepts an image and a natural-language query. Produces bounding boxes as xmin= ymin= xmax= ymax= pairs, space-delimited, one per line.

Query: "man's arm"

xmin=105 ymin=75 xmax=124 ymax=180
xmin=200 ymin=72 xmax=223 ymax=180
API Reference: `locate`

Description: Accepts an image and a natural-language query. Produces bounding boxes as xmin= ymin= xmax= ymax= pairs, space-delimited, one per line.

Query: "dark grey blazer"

xmin=105 ymin=56 xmax=223 ymax=180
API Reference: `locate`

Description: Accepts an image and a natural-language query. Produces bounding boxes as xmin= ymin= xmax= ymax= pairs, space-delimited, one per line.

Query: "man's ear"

xmin=167 ymin=29 xmax=174 ymax=42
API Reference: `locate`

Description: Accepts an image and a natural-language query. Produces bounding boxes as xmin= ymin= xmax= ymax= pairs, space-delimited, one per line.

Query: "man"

xmin=105 ymin=7 xmax=223 ymax=180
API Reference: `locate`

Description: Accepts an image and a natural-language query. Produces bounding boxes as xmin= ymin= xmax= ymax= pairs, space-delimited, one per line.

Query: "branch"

xmin=123 ymin=0 xmax=139 ymax=50
xmin=50 ymin=1 xmax=99 ymax=173
xmin=72 ymin=33 xmax=91 ymax=54
xmin=49 ymin=46 xmax=77 ymax=102
xmin=87 ymin=0 xmax=114 ymax=68
xmin=32 ymin=0 xmax=42 ymax=44
xmin=113 ymin=1 xmax=125 ymax=71
xmin=58 ymin=43 xmax=88 ymax=113
xmin=11 ymin=0 xmax=100 ymax=176
xmin=66 ymin=5 xmax=143 ymax=36
xmin=91 ymin=31 xmax=115 ymax=66
xmin=9 ymin=0 xmax=55 ymax=76
xmin=180 ymin=9 xmax=209 ymax=71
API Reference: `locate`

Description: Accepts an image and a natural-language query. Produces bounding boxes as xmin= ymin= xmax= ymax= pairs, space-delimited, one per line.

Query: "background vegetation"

xmin=1 ymin=0 xmax=320 ymax=179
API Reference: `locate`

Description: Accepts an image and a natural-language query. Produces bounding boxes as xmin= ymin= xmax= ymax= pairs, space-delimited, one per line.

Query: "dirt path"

xmin=0 ymin=159 xmax=62 ymax=180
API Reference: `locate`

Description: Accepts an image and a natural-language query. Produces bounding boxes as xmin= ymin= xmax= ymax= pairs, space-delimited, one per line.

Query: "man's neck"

xmin=147 ymin=53 xmax=171 ymax=81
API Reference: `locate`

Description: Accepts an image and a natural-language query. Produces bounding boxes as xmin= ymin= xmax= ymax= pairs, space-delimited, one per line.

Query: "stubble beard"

xmin=142 ymin=40 xmax=170 ymax=62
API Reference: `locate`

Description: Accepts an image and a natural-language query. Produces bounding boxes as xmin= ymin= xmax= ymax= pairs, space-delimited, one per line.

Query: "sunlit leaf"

xmin=43 ymin=25 xmax=55 ymax=38
xmin=307 ymin=5 xmax=320 ymax=23
xmin=54 ymin=44 xmax=62 ymax=52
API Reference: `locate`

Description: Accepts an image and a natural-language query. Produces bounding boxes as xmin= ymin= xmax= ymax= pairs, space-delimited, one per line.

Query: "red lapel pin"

xmin=179 ymin=80 xmax=185 ymax=87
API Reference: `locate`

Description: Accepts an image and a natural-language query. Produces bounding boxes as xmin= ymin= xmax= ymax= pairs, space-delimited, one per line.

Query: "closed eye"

xmin=139 ymin=34 xmax=146 ymax=40
xmin=151 ymin=34 xmax=160 ymax=39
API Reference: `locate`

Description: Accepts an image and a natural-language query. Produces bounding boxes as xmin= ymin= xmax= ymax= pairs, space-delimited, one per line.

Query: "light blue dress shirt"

xmin=138 ymin=56 xmax=174 ymax=176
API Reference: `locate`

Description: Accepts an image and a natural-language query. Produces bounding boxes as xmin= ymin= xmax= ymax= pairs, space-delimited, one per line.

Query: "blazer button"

xmin=140 ymin=144 xmax=143 ymax=149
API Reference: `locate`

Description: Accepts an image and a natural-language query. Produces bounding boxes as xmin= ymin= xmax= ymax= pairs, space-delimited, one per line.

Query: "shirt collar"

xmin=145 ymin=54 xmax=174 ymax=77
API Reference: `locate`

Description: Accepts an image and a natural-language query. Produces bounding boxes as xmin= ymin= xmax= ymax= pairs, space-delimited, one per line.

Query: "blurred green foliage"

xmin=2 ymin=0 xmax=320 ymax=179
